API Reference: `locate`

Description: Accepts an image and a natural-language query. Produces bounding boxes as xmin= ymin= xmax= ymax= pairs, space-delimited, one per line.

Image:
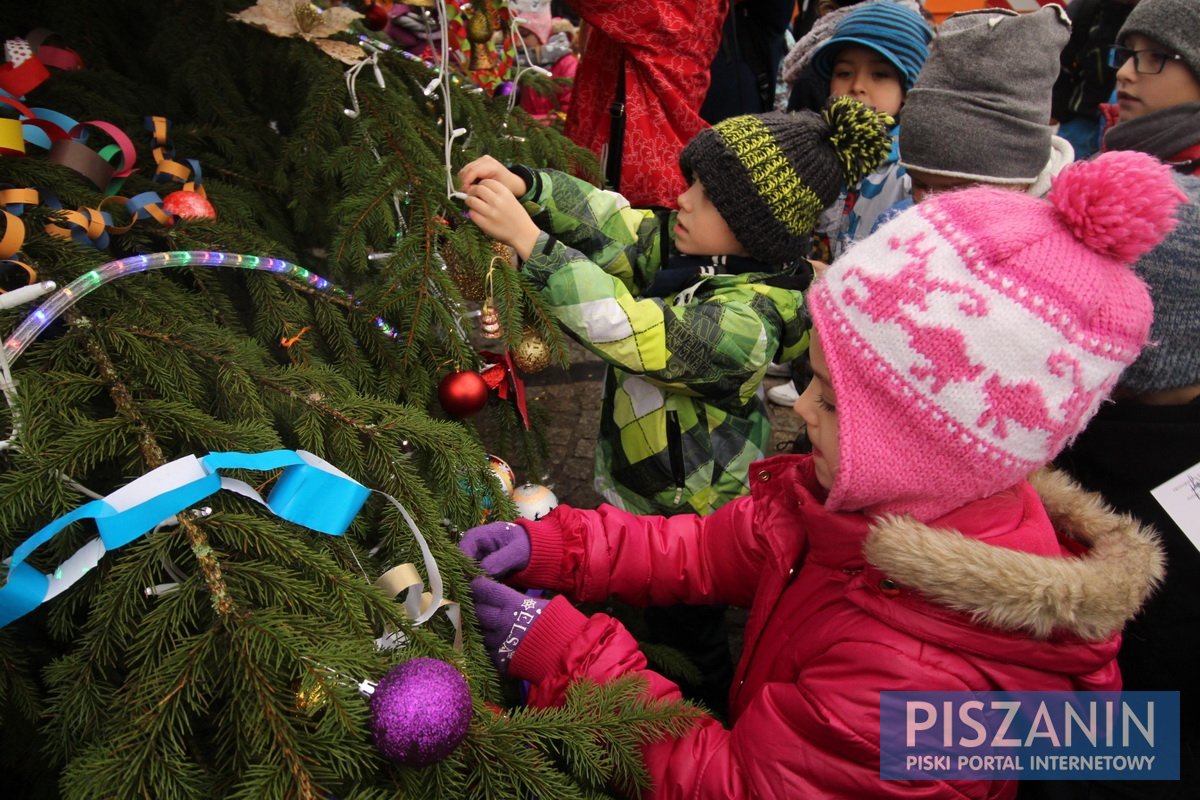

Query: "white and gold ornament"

xmin=511 ymin=482 xmax=558 ymax=521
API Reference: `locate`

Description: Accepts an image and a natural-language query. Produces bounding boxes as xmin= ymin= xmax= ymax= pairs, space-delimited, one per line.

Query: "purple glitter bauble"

xmin=370 ymin=658 xmax=472 ymax=766
xmin=494 ymin=81 xmax=516 ymax=98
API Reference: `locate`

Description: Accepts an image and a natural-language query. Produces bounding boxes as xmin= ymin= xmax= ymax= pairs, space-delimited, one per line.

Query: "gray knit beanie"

xmin=898 ymin=6 xmax=1070 ymax=183
xmin=1119 ymin=0 xmax=1200 ymax=83
xmin=678 ymin=98 xmax=892 ymax=264
xmin=1120 ymin=174 xmax=1200 ymax=393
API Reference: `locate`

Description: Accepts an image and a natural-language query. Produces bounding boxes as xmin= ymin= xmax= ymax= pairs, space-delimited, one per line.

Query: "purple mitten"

xmin=458 ymin=521 xmax=531 ymax=577
xmin=470 ymin=577 xmax=548 ymax=674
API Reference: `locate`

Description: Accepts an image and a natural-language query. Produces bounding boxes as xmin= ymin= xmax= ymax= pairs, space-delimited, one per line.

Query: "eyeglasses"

xmin=1106 ymin=45 xmax=1185 ymax=75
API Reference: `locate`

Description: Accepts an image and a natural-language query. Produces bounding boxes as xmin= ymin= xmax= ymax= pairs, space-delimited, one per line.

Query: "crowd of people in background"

xmin=454 ymin=1 xmax=1200 ymax=797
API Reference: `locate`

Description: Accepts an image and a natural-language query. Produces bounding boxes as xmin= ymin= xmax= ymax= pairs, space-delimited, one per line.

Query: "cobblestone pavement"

xmin=501 ymin=339 xmax=806 ymax=510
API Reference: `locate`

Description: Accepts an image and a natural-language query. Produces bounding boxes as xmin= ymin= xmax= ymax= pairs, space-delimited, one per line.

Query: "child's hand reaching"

xmin=462 ymin=179 xmax=542 ymax=260
xmin=469 ymin=577 xmax=547 ymax=675
xmin=457 ymin=155 xmax=527 ymax=198
xmin=458 ymin=521 xmax=531 ymax=578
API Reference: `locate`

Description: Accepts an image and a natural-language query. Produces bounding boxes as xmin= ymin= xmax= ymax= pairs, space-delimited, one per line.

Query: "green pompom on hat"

xmin=678 ymin=97 xmax=893 ymax=265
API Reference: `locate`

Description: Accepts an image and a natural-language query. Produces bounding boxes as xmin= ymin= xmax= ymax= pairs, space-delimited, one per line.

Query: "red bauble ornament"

xmin=363 ymin=4 xmax=389 ymax=31
xmin=437 ymin=370 xmax=489 ymax=418
xmin=162 ymin=190 xmax=217 ymax=221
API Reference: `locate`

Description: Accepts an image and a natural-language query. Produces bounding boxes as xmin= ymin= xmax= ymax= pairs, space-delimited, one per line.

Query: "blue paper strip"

xmin=0 ymin=450 xmax=373 ymax=628
xmin=22 ymin=107 xmax=78 ymax=150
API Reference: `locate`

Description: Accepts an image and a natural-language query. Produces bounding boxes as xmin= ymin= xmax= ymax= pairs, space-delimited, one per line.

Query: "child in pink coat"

xmin=460 ymin=151 xmax=1184 ymax=798
xmin=517 ymin=17 xmax=578 ymax=120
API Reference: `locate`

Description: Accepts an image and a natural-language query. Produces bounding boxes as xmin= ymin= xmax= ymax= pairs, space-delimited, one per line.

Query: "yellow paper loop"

xmin=0 ymin=118 xmax=26 ymax=157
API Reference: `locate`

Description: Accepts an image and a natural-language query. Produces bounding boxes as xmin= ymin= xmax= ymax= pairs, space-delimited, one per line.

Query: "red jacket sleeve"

xmin=514 ymin=496 xmax=770 ymax=609
xmin=510 ymin=601 xmax=1000 ymax=799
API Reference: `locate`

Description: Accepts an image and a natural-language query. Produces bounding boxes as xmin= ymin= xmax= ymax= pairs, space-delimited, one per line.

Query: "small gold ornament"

xmin=292 ymin=2 xmax=321 ymax=34
xmin=512 ymin=328 xmax=551 ymax=373
xmin=295 ymin=680 xmax=328 ymax=712
xmin=478 ymin=244 xmax=505 ymax=339
xmin=465 ymin=4 xmax=495 ymax=71
xmin=443 ymin=246 xmax=486 ymax=302
xmin=479 ymin=301 xmax=503 ymax=339
xmin=491 ymin=239 xmax=517 ymax=268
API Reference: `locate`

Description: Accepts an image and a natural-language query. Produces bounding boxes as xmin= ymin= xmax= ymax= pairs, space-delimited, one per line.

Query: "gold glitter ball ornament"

xmin=443 ymin=248 xmax=486 ymax=303
xmin=512 ymin=328 xmax=550 ymax=373
xmin=491 ymin=240 xmax=517 ymax=268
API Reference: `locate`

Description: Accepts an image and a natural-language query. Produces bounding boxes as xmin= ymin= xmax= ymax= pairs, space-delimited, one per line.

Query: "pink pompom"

xmin=1048 ymin=151 xmax=1186 ymax=263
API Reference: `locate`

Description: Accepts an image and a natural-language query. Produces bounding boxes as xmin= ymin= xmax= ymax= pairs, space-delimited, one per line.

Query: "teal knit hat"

xmin=810 ymin=2 xmax=932 ymax=92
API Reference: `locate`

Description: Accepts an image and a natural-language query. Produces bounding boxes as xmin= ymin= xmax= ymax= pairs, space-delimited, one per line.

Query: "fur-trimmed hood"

xmin=863 ymin=469 xmax=1165 ymax=642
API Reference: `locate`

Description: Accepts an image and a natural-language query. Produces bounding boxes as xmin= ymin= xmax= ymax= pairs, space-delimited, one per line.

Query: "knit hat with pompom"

xmin=807 ymin=150 xmax=1186 ymax=521
xmin=679 ymin=96 xmax=892 ymax=265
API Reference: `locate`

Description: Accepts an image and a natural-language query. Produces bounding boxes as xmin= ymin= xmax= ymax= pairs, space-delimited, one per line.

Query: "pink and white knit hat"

xmin=808 ymin=151 xmax=1186 ymax=521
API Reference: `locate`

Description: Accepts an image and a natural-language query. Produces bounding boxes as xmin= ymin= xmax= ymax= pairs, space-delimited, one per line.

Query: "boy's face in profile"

xmin=1114 ymin=34 xmax=1200 ymax=123
xmin=674 ymin=179 xmax=748 ymax=257
xmin=829 ymin=45 xmax=905 ymax=117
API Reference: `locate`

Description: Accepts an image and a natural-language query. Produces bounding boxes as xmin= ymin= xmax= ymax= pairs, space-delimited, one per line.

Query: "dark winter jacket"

xmin=1055 ymin=396 xmax=1200 ymax=796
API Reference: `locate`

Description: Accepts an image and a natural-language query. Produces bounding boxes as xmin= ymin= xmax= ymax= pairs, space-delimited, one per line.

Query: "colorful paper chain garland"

xmin=0 ymin=448 xmax=461 ymax=653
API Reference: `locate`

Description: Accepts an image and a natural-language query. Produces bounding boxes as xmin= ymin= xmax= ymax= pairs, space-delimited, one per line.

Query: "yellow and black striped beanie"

xmin=678 ymin=97 xmax=893 ymax=265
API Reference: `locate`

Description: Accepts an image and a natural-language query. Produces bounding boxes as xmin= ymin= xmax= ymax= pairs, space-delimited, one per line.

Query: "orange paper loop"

xmin=0 ymin=259 xmax=37 ymax=292
xmin=0 ymin=188 xmax=38 ymax=207
xmin=148 ymin=116 xmax=169 ymax=144
xmin=44 ymin=208 xmax=106 ymax=246
xmin=0 ymin=210 xmax=25 ymax=259
xmin=97 ymin=196 xmax=136 ymax=235
xmin=80 ymin=207 xmax=106 ymax=239
xmin=139 ymin=199 xmax=173 ymax=227
xmin=44 ymin=209 xmax=85 ymax=240
xmin=154 ymin=159 xmax=192 ymax=183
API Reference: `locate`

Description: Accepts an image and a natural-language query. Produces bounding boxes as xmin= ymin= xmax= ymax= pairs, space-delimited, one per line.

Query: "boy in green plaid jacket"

xmin=460 ymin=99 xmax=890 ymax=517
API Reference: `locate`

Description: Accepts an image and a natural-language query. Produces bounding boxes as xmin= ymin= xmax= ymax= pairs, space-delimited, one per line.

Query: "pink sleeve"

xmin=511 ymin=602 xmax=996 ymax=799
xmin=555 ymin=55 xmax=576 ymax=112
xmin=514 ymin=496 xmax=768 ymax=609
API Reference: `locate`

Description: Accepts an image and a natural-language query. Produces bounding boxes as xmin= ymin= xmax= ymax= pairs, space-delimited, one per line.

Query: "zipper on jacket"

xmin=666 ymin=409 xmax=685 ymax=505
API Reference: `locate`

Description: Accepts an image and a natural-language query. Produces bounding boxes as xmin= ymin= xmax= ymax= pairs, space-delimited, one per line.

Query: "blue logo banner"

xmin=880 ymin=691 xmax=1179 ymax=781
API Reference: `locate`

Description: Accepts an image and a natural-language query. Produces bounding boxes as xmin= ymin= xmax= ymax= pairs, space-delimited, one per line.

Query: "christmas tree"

xmin=0 ymin=1 xmax=697 ymax=797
